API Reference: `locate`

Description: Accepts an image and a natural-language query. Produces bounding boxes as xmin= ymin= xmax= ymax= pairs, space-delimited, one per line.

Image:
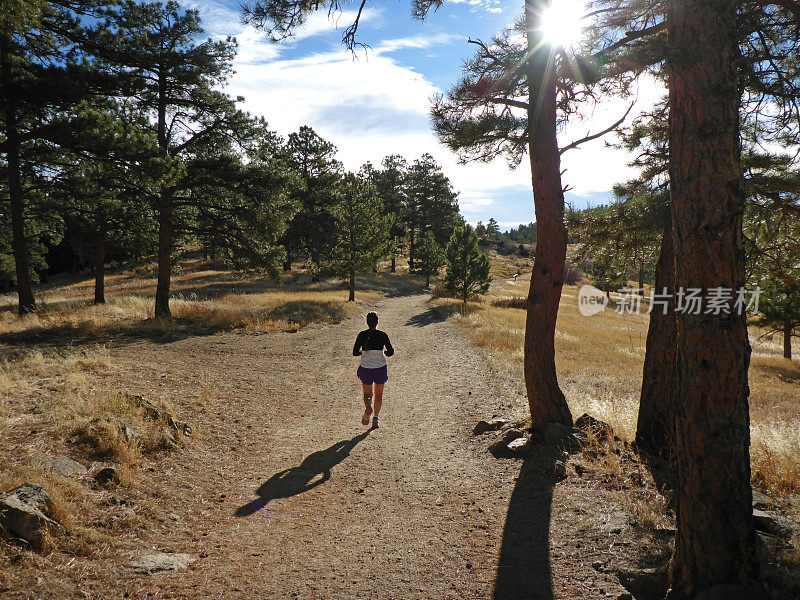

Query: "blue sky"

xmin=186 ymin=0 xmax=662 ymax=228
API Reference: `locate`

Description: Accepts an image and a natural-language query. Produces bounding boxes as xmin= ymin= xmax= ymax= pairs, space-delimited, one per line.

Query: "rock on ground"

xmin=41 ymin=456 xmax=88 ymax=477
xmin=130 ymin=553 xmax=195 ymax=574
xmin=488 ymin=428 xmax=525 ymax=457
xmin=472 ymin=418 xmax=508 ymax=436
xmin=94 ymin=467 xmax=120 ymax=487
xmin=574 ymin=413 xmax=614 ymax=441
xmin=0 ymin=483 xmax=59 ymax=550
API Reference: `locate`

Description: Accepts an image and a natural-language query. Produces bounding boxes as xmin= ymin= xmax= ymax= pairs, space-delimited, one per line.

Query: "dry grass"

xmin=0 ymin=260 xmax=415 ymax=559
xmin=0 ymin=260 xmax=394 ymax=342
xmin=0 ymin=346 xmax=186 ymax=557
xmin=438 ymin=265 xmax=800 ymax=499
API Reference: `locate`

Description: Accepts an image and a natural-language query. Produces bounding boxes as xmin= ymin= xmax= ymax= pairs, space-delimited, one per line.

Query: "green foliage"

xmin=329 ymin=171 xmax=389 ymax=298
xmin=282 ymin=125 xmax=342 ymax=268
xmin=444 ymin=223 xmax=491 ymax=305
xmin=506 ymin=222 xmax=537 ymax=244
xmin=371 ymin=155 xmax=408 ymax=262
xmin=417 ymin=230 xmax=444 ymax=286
xmin=405 ymin=154 xmax=460 ymax=269
xmin=569 ymin=185 xmax=664 ymax=290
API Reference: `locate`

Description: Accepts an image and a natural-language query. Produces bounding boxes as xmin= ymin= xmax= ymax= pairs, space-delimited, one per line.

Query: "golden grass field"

xmin=436 ymin=251 xmax=800 ymax=500
xmin=0 ymin=261 xmax=388 ymax=341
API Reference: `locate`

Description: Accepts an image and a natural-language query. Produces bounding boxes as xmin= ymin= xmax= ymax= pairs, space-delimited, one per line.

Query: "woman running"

xmin=352 ymin=312 xmax=394 ymax=428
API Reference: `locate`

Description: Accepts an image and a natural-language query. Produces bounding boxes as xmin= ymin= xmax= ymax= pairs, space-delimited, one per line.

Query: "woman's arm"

xmin=384 ymin=333 xmax=394 ymax=357
xmin=353 ymin=332 xmax=363 ymax=356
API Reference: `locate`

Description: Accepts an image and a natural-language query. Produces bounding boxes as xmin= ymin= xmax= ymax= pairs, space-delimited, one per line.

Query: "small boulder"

xmin=117 ymin=422 xmax=141 ymax=444
xmin=158 ymin=426 xmax=179 ymax=449
xmin=506 ymin=436 xmax=530 ymax=457
xmin=575 ymin=413 xmax=614 ymax=441
xmin=601 ymin=509 xmax=631 ymax=534
xmin=130 ymin=552 xmax=194 ymax=574
xmin=0 ymin=483 xmax=59 ymax=550
xmin=753 ymin=509 xmax=795 ymax=539
xmin=488 ymin=428 xmax=524 ymax=457
xmin=615 ymin=566 xmax=668 ymax=600
xmin=473 ymin=418 xmax=508 ymax=436
xmin=752 ymin=490 xmax=775 ymax=511
xmin=94 ymin=467 xmax=120 ymax=487
xmin=41 ymin=456 xmax=88 ymax=477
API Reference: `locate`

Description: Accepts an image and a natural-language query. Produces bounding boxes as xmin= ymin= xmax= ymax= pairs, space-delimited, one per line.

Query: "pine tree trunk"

xmin=2 ymin=39 xmax=35 ymax=315
xmin=154 ymin=71 xmax=172 ymax=319
xmin=283 ymin=259 xmax=291 ymax=272
xmin=94 ymin=208 xmax=107 ymax=305
xmin=636 ymin=221 xmax=676 ymax=481
xmin=348 ymin=269 xmax=355 ymax=302
xmin=7 ymin=129 xmax=35 ymax=315
xmin=522 ymin=0 xmax=573 ymax=431
xmin=784 ymin=322 xmax=792 ymax=360
xmin=391 ymin=253 xmax=396 ymax=273
xmin=408 ymin=230 xmax=416 ymax=271
xmin=667 ymin=0 xmax=756 ymax=593
xmin=154 ymin=193 xmax=173 ymax=318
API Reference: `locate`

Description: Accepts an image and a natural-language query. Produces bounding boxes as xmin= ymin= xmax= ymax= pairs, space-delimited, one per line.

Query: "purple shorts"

xmin=357 ymin=365 xmax=388 ymax=385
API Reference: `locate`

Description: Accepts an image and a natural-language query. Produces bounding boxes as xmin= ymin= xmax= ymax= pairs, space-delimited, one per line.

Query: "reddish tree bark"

xmin=636 ymin=221 xmax=677 ymax=478
xmin=666 ymin=0 xmax=756 ymax=593
xmin=522 ymin=0 xmax=573 ymax=431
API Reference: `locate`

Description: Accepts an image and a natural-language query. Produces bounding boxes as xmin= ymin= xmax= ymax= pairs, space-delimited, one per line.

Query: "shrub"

xmin=491 ymin=297 xmax=528 ymax=309
xmin=563 ymin=259 xmax=582 ymax=286
xmin=430 ymin=283 xmax=451 ymax=299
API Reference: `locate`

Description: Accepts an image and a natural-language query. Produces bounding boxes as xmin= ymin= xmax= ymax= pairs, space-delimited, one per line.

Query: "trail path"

xmin=104 ymin=293 xmax=631 ymax=599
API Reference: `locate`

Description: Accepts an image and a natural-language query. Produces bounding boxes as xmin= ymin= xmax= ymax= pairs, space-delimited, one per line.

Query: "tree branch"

xmin=559 ymin=101 xmax=636 ymax=155
xmin=487 ymin=97 xmax=530 ymax=110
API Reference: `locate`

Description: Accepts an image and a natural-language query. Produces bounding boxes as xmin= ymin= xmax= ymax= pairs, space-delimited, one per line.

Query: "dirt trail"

xmin=102 ymin=293 xmax=631 ymax=599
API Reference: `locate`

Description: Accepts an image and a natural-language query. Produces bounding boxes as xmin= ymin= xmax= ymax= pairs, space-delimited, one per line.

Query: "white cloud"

xmin=447 ymin=0 xmax=505 ymax=14
xmin=373 ymin=33 xmax=461 ymax=54
xmin=191 ymin=0 xmax=663 ymax=223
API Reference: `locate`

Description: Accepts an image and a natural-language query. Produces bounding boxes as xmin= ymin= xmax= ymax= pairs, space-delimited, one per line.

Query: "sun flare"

xmin=539 ymin=0 xmax=585 ymax=49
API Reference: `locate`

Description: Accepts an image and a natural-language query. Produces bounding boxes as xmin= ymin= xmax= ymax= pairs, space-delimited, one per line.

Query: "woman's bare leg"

xmin=373 ymin=383 xmax=384 ymax=417
xmin=361 ymin=383 xmax=373 ymax=425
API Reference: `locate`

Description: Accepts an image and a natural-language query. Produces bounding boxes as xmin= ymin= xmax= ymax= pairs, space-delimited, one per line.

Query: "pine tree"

xmin=331 ymin=172 xmax=388 ymax=301
xmin=98 ymin=0 xmax=241 ymax=318
xmin=444 ymin=223 xmax=491 ymax=309
xmin=405 ymin=154 xmax=459 ymax=270
xmin=417 ymin=230 xmax=444 ymax=288
xmin=747 ymin=190 xmax=800 ymax=360
xmin=282 ymin=125 xmax=342 ymax=273
xmin=0 ymin=0 xmax=116 ymax=313
xmin=372 ymin=155 xmax=408 ymax=273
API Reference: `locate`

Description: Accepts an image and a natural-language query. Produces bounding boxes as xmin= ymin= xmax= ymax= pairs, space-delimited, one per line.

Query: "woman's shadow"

xmin=235 ymin=430 xmax=372 ymax=517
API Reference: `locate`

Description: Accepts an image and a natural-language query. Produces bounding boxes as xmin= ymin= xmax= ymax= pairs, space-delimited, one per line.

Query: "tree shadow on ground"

xmin=493 ymin=446 xmax=560 ymax=600
xmin=235 ymin=430 xmax=372 ymax=517
xmin=405 ymin=306 xmax=445 ymax=327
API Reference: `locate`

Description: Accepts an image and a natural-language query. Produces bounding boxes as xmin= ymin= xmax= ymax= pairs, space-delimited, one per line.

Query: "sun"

xmin=539 ymin=0 xmax=585 ymax=49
